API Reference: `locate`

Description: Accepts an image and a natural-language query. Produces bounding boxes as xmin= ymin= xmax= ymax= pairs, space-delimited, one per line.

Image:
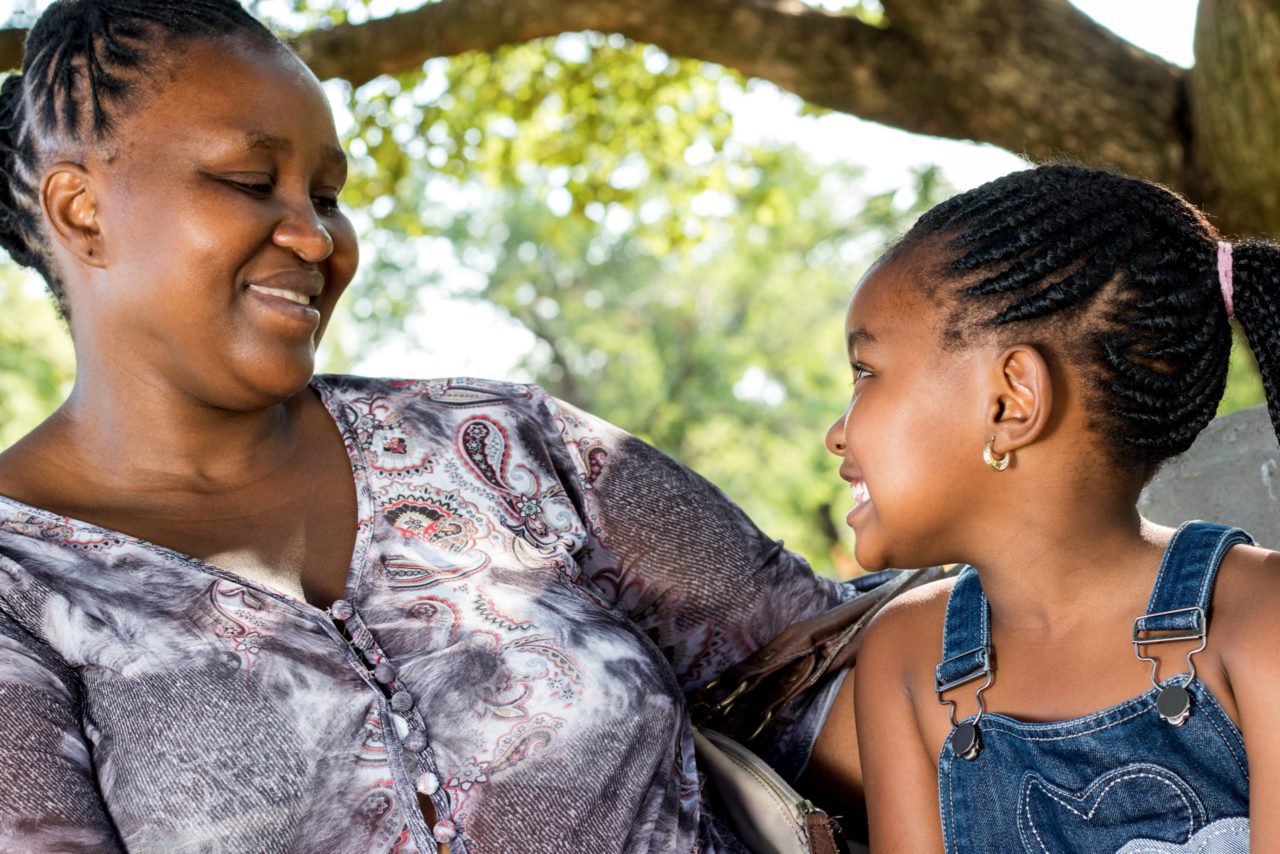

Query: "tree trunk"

xmin=1189 ymin=0 xmax=1280 ymax=238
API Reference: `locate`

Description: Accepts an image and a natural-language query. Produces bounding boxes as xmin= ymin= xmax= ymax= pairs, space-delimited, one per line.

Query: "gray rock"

xmin=1139 ymin=404 xmax=1279 ymax=548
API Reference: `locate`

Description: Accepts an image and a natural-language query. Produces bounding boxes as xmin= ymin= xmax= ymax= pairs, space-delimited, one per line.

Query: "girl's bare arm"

xmin=855 ymin=600 xmax=946 ymax=852
xmin=1219 ymin=546 xmax=1280 ymax=848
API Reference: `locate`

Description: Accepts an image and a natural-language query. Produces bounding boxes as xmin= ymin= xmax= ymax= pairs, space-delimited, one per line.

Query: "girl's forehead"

xmin=845 ymin=254 xmax=942 ymax=349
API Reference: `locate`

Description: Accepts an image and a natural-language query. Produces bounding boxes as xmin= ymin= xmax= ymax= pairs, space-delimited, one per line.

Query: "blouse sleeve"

xmin=0 ymin=571 xmax=124 ymax=852
xmin=534 ymin=390 xmax=858 ymax=689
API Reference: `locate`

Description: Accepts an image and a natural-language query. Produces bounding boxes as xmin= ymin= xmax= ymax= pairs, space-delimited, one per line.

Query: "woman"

xmin=0 ymin=2 xmax=866 ymax=851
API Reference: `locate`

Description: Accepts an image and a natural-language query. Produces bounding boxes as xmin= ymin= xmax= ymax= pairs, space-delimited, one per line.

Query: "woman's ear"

xmin=985 ymin=344 xmax=1052 ymax=457
xmin=41 ymin=162 xmax=105 ymax=269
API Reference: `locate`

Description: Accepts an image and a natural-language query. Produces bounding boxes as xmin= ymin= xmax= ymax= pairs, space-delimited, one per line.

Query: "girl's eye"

xmin=852 ymin=361 xmax=873 ymax=384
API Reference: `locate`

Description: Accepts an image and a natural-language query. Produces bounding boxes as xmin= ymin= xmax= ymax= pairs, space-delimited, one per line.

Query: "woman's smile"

xmin=245 ymin=269 xmax=325 ymax=333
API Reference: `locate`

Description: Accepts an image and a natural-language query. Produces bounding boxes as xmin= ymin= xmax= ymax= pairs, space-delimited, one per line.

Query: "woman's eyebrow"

xmin=244 ymin=130 xmax=347 ymax=169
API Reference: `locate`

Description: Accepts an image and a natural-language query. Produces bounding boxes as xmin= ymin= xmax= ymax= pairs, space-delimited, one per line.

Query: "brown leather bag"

xmin=691 ymin=567 xmax=947 ymax=854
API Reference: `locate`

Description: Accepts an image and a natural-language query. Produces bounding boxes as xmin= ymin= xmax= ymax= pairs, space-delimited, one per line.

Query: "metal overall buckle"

xmin=1132 ymin=606 xmax=1206 ymax=726
xmin=936 ymin=646 xmax=993 ymax=761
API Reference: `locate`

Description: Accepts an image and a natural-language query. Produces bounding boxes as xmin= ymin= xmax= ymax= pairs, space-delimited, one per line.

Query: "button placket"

xmin=328 ymin=599 xmax=459 ymax=851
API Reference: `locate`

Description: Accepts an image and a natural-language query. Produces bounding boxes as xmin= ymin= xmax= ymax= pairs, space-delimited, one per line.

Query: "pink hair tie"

xmin=1217 ymin=241 xmax=1234 ymax=318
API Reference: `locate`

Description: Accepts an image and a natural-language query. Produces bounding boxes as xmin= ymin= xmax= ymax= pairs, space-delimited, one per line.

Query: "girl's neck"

xmin=958 ymin=480 xmax=1171 ymax=637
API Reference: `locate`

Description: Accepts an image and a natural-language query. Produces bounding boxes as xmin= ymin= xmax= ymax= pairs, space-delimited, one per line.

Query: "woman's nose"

xmin=825 ymin=410 xmax=848 ymax=455
xmin=273 ymin=211 xmax=334 ymax=263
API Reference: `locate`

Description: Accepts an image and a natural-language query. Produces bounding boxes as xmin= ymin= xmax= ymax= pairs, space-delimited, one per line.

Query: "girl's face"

xmin=69 ymin=37 xmax=358 ymax=409
xmin=825 ymin=252 xmax=992 ymax=571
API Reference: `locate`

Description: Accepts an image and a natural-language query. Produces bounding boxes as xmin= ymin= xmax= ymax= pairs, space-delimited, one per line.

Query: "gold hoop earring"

xmin=983 ymin=438 xmax=1010 ymax=472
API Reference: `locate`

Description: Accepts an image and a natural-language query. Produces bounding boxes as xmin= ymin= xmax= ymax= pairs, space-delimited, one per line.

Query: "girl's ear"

xmin=41 ymin=162 xmax=105 ymax=269
xmin=986 ymin=344 xmax=1052 ymax=456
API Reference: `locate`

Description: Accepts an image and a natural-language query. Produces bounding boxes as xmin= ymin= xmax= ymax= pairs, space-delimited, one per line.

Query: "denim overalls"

xmin=935 ymin=521 xmax=1252 ymax=853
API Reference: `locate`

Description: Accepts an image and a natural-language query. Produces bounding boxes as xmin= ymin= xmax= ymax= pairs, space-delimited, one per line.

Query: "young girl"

xmin=831 ymin=165 xmax=1280 ymax=851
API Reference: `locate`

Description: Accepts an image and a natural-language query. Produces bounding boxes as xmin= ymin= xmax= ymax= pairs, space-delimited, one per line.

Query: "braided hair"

xmin=896 ymin=164 xmax=1280 ymax=479
xmin=0 ymin=0 xmax=282 ymax=317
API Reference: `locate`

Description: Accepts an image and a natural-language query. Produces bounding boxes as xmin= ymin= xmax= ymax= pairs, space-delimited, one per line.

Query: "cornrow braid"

xmin=0 ymin=0 xmax=282 ymax=317
xmin=897 ymin=165 xmax=1256 ymax=478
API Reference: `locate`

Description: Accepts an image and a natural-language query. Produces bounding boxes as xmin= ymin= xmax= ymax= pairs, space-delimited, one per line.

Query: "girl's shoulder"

xmin=860 ymin=574 xmax=957 ymax=674
xmin=1211 ymin=541 xmax=1280 ymax=651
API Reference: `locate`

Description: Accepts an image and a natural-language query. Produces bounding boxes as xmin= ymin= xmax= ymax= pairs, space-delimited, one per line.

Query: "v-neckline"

xmin=0 ymin=376 xmax=375 ymax=616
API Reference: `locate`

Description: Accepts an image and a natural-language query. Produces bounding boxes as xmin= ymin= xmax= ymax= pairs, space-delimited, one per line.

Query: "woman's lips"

xmin=245 ymin=283 xmax=322 ymax=331
xmin=248 ymin=284 xmax=313 ymax=305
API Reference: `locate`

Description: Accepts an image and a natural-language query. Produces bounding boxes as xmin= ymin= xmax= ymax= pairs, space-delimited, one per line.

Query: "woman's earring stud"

xmin=983 ymin=438 xmax=1010 ymax=472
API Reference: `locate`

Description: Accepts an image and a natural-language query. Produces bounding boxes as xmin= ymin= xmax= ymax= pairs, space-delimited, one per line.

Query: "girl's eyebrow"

xmin=847 ymin=326 xmax=877 ymax=352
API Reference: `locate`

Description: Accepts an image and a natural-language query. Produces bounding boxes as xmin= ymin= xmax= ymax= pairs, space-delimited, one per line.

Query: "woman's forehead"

xmin=120 ymin=39 xmax=339 ymax=155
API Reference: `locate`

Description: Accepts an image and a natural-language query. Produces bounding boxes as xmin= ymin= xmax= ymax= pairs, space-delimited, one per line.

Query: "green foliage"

xmin=323 ymin=27 xmax=944 ymax=574
xmin=0 ymin=270 xmax=73 ymax=449
xmin=1219 ymin=324 xmax=1266 ymax=416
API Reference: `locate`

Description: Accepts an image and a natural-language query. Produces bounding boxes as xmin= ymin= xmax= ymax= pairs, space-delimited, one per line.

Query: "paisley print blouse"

xmin=0 ymin=376 xmax=860 ymax=854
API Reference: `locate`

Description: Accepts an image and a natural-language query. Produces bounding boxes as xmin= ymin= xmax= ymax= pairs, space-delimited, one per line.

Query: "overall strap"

xmin=1134 ymin=520 xmax=1254 ymax=637
xmin=1133 ymin=521 xmax=1253 ymax=726
xmin=934 ymin=566 xmax=992 ymax=696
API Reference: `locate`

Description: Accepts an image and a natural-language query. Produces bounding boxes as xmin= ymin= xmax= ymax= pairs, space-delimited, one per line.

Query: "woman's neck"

xmin=38 ymin=363 xmax=310 ymax=495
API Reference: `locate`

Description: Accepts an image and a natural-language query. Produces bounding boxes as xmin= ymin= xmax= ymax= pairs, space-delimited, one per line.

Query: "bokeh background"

xmin=0 ymin=0 xmax=1266 ymax=577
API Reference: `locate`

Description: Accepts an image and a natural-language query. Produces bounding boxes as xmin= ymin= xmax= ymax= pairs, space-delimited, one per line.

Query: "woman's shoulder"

xmin=313 ymin=374 xmax=559 ymax=425
xmin=313 ymin=373 xmax=539 ymax=403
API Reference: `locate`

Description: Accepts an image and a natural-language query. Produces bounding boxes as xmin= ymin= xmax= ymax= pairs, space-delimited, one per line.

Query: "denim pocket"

xmin=1017 ymin=763 xmax=1207 ymax=853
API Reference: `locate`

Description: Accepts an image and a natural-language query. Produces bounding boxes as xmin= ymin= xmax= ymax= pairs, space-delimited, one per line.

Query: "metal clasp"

xmin=935 ymin=646 xmax=993 ymax=759
xmin=1132 ymin=606 xmax=1207 ymax=683
xmin=1133 ymin=606 xmax=1206 ymax=725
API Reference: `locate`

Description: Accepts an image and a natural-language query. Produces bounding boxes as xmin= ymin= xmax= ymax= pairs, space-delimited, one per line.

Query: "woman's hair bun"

xmin=0 ymin=73 xmax=42 ymax=272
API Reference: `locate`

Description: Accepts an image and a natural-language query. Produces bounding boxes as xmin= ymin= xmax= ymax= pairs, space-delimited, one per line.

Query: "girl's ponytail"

xmin=1229 ymin=240 xmax=1280 ymax=445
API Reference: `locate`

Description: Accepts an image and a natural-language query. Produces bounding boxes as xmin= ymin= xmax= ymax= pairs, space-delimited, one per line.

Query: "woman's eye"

xmin=313 ymin=195 xmax=341 ymax=214
xmin=231 ymin=180 xmax=274 ymax=197
xmin=852 ymin=362 xmax=873 ymax=384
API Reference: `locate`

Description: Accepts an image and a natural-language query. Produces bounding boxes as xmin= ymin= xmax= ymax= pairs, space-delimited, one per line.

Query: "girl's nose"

xmin=825 ymin=410 xmax=848 ymax=455
xmin=273 ymin=212 xmax=335 ymax=263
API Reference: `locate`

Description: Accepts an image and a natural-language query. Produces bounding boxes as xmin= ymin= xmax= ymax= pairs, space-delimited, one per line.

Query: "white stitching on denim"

xmin=975 ymin=695 xmax=1156 ymax=742
xmin=941 ymin=756 xmax=958 ymax=852
xmin=1194 ymin=690 xmax=1249 ymax=781
xmin=1018 ymin=767 xmax=1203 ymax=854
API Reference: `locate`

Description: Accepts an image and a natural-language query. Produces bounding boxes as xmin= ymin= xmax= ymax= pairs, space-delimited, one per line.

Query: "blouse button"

xmin=403 ymin=730 xmax=429 ymax=753
xmin=417 ymin=771 xmax=440 ymax=795
xmin=329 ymin=599 xmax=354 ymax=621
xmin=432 ymin=820 xmax=457 ymax=843
xmin=374 ymin=661 xmax=397 ymax=684
xmin=390 ymin=691 xmax=414 ymax=713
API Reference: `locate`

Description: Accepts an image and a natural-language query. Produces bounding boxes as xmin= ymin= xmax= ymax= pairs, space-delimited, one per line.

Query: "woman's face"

xmin=825 ymin=253 xmax=992 ymax=571
xmin=70 ymin=37 xmax=358 ymax=409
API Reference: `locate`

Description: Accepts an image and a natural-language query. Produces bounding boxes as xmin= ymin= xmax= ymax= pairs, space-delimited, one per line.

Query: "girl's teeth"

xmin=851 ymin=481 xmax=871 ymax=506
xmin=250 ymin=285 xmax=311 ymax=305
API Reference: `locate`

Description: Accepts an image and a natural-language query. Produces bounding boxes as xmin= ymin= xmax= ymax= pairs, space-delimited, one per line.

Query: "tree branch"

xmin=290 ymin=0 xmax=1188 ymax=189
xmin=0 ymin=1 xmax=1200 ymax=222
